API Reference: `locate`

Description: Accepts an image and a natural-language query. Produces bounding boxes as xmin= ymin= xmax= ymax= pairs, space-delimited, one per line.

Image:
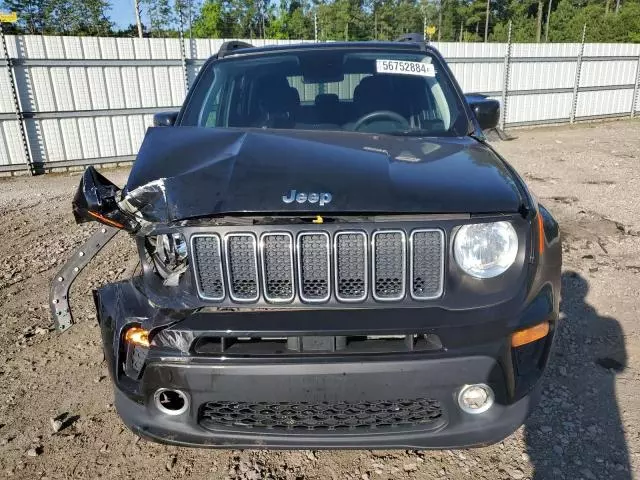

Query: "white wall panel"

xmin=50 ymin=68 xmax=75 ymax=110
xmin=509 ymin=62 xmax=575 ymax=90
xmin=21 ymin=36 xmax=46 ymax=58
xmin=137 ymin=67 xmax=158 ymax=107
xmin=149 ymin=39 xmax=168 ymax=59
xmin=576 ymin=90 xmax=635 ymax=117
xmin=29 ymin=67 xmax=57 ymax=111
xmin=580 ymin=61 xmax=637 ymax=87
xmin=116 ymin=38 xmax=136 ymax=59
xmin=121 ymin=67 xmax=141 ymax=108
xmin=506 ymin=93 xmax=573 ymax=123
xmin=94 ymin=117 xmax=116 ymax=157
xmin=433 ymin=42 xmax=505 ymax=58
xmin=68 ymin=69 xmax=93 ymax=110
xmin=153 ymin=67 xmax=173 ymax=106
xmin=449 ymin=63 xmax=503 ymax=93
xmin=2 ymin=35 xmax=640 ymax=169
xmin=62 ymin=37 xmax=84 ymax=58
xmin=59 ymin=118 xmax=82 ymax=159
xmin=0 ymin=121 xmax=26 ymax=166
xmin=133 ymin=38 xmax=152 ymax=59
xmin=0 ymin=68 xmax=14 ymax=113
xmin=77 ymin=118 xmax=100 ymax=159
xmin=511 ymin=43 xmax=579 ymax=58
xmin=40 ymin=119 xmax=65 ymax=162
xmin=583 ymin=43 xmax=640 ymax=57
xmin=86 ymin=68 xmax=109 ymax=109
xmin=99 ymin=38 xmax=119 ymax=59
xmin=111 ymin=116 xmax=131 ymax=155
xmin=104 ymin=68 xmax=126 ymax=109
xmin=80 ymin=37 xmax=101 ymax=59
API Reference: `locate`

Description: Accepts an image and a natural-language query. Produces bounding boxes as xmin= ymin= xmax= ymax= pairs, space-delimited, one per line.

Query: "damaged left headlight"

xmin=145 ymin=233 xmax=188 ymax=286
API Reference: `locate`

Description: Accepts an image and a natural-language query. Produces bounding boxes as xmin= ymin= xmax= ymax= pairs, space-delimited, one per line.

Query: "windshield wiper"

xmin=386 ymin=129 xmax=438 ymax=137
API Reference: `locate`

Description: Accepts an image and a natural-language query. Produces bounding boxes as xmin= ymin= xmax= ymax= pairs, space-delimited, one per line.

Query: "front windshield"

xmin=180 ymin=48 xmax=469 ymax=137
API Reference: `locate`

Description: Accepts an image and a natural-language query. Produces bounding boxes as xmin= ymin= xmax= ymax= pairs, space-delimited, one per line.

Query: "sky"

xmin=108 ymin=0 xmax=148 ymax=29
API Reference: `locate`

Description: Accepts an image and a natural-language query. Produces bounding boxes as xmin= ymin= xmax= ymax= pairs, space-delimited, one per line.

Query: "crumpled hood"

xmin=123 ymin=127 xmax=524 ymax=222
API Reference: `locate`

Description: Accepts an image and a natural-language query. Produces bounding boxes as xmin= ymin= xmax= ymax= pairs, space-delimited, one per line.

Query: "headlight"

xmin=146 ymin=233 xmax=188 ymax=285
xmin=453 ymin=221 xmax=518 ymax=278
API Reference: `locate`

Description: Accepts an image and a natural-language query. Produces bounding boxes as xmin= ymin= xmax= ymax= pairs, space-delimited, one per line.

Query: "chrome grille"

xmin=372 ymin=231 xmax=406 ymax=301
xmin=261 ymin=233 xmax=294 ymax=302
xmin=192 ymin=235 xmax=225 ymax=300
xmin=225 ymin=234 xmax=259 ymax=302
xmin=410 ymin=230 xmax=444 ymax=300
xmin=335 ymin=232 xmax=367 ymax=302
xmin=191 ymin=228 xmax=444 ymax=304
xmin=298 ymin=232 xmax=330 ymax=302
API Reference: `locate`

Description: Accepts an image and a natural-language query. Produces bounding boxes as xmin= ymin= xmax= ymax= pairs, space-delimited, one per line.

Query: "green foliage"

xmin=1 ymin=0 xmax=112 ymax=35
xmin=1 ymin=0 xmax=639 ymax=41
xmin=192 ymin=0 xmax=227 ymax=37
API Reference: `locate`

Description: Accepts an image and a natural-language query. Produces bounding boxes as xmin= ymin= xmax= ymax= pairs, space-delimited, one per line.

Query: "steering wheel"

xmin=353 ymin=110 xmax=409 ymax=132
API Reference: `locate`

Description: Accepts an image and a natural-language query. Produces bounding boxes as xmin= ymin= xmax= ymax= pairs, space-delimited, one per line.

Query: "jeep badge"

xmin=282 ymin=190 xmax=332 ymax=206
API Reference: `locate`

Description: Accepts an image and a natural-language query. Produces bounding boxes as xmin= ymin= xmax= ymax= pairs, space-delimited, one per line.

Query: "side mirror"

xmin=465 ymin=94 xmax=500 ymax=130
xmin=153 ymin=111 xmax=179 ymax=127
xmin=72 ymin=167 xmax=138 ymax=232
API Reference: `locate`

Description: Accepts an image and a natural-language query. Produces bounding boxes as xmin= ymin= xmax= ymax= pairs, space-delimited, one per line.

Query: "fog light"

xmin=458 ymin=384 xmax=494 ymax=414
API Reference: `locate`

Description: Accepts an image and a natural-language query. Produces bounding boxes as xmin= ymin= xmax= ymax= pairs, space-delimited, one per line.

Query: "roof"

xmin=216 ymin=40 xmax=435 ymax=59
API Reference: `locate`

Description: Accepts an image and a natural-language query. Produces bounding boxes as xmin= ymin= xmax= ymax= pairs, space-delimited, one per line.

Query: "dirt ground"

xmin=0 ymin=120 xmax=639 ymax=480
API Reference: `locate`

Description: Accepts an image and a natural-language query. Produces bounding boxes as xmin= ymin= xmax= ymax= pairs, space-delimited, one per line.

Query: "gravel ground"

xmin=0 ymin=119 xmax=639 ymax=480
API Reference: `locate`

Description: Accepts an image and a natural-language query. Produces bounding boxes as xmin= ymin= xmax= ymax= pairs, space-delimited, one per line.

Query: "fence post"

xmin=177 ymin=5 xmax=189 ymax=94
xmin=0 ymin=26 xmax=35 ymax=174
xmin=632 ymin=49 xmax=640 ymax=118
xmin=499 ymin=21 xmax=512 ymax=131
xmin=570 ymin=24 xmax=586 ymax=124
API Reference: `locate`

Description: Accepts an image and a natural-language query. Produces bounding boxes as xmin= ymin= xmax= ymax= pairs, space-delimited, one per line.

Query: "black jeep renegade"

xmin=52 ymin=37 xmax=561 ymax=449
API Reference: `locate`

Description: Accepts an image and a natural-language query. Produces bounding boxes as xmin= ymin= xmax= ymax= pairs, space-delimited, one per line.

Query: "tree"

xmin=1 ymin=0 xmax=50 ymax=34
xmin=192 ymin=0 xmax=227 ymax=37
xmin=143 ymin=0 xmax=175 ymax=36
xmin=115 ymin=22 xmax=149 ymax=36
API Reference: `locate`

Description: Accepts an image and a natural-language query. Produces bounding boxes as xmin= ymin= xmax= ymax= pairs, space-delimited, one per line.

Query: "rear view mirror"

xmin=465 ymin=94 xmax=500 ymax=130
xmin=153 ymin=111 xmax=179 ymax=127
xmin=72 ymin=167 xmax=138 ymax=232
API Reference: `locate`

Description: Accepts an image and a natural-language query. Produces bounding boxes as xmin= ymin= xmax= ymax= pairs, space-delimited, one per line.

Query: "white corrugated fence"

xmin=0 ymin=35 xmax=639 ymax=173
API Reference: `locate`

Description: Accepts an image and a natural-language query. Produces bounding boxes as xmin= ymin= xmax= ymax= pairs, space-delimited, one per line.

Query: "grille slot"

xmin=334 ymin=231 xmax=367 ymax=302
xmin=192 ymin=228 xmax=444 ymax=304
xmin=225 ymin=234 xmax=259 ymax=302
xmin=261 ymin=233 xmax=295 ymax=303
xmin=298 ymin=232 xmax=330 ymax=303
xmin=199 ymin=398 xmax=444 ymax=432
xmin=372 ymin=230 xmax=407 ymax=301
xmin=191 ymin=235 xmax=225 ymax=300
xmin=410 ymin=230 xmax=445 ymax=300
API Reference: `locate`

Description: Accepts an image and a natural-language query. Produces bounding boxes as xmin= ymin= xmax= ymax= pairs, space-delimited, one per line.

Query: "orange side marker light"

xmin=511 ymin=321 xmax=550 ymax=348
xmin=87 ymin=210 xmax=125 ymax=229
xmin=125 ymin=327 xmax=150 ymax=348
xmin=537 ymin=212 xmax=545 ymax=254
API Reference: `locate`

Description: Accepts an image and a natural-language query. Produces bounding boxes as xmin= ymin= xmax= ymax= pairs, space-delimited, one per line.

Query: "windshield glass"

xmin=180 ymin=48 xmax=469 ymax=137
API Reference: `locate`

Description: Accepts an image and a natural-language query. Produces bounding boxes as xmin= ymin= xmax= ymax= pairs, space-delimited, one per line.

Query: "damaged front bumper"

xmin=93 ymin=277 xmax=556 ymax=449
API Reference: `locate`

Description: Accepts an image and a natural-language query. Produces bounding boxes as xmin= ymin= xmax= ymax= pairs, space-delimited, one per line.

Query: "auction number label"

xmin=375 ymin=59 xmax=435 ymax=77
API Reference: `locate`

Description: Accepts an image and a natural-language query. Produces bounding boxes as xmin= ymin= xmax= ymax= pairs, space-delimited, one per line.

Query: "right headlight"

xmin=453 ymin=221 xmax=518 ymax=278
xmin=145 ymin=233 xmax=188 ymax=285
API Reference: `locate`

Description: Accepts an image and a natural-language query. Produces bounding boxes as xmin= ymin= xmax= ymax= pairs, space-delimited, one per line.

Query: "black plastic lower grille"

xmin=199 ymin=398 xmax=444 ymax=432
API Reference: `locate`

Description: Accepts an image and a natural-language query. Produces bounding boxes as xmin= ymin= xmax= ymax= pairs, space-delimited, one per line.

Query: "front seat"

xmin=253 ymin=75 xmax=298 ymax=128
xmin=348 ymin=76 xmax=409 ymax=131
